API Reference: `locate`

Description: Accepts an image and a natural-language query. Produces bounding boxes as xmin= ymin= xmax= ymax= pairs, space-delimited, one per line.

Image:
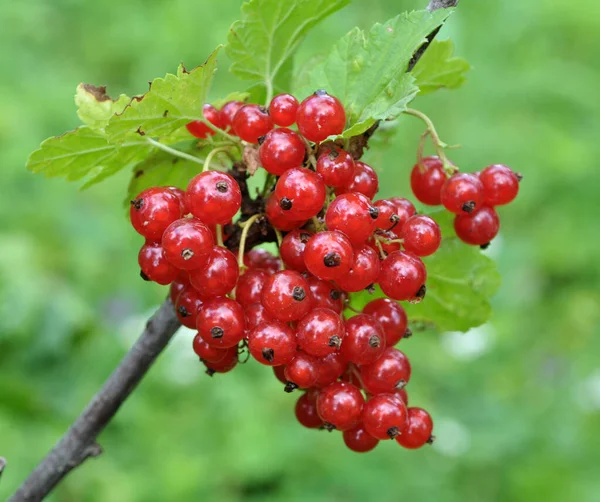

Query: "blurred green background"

xmin=1 ymin=0 xmax=599 ymax=500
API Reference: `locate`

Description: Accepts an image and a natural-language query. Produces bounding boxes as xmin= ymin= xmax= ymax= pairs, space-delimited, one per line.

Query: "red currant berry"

xmin=166 ymin=186 xmax=189 ymax=214
xmin=193 ymin=334 xmax=237 ymax=364
xmin=373 ymin=200 xmax=400 ymax=231
xmin=378 ymin=251 xmax=427 ymax=302
xmin=274 ymin=168 xmax=326 ymax=220
xmin=186 ymin=171 xmax=242 ymax=225
xmin=244 ymin=248 xmax=281 ymax=273
xmin=297 ymin=308 xmax=345 ymax=357
xmin=130 ymin=187 xmax=183 ymax=240
xmin=189 ymin=246 xmax=239 ymax=297
xmin=479 ymin=164 xmax=520 ymax=206
xmin=161 ymin=218 xmax=214 ymax=270
xmin=169 ymin=273 xmax=189 ymax=304
xmin=316 ymin=147 xmax=355 ymax=188
xmin=138 ymin=242 xmax=179 ymax=285
xmin=265 ymin=193 xmax=308 ymax=231
xmin=363 ymin=394 xmax=408 ymax=440
xmin=410 ymin=156 xmax=447 ymax=205
xmin=186 ymin=104 xmax=221 ymax=139
xmin=259 ymin=128 xmax=306 ymax=175
xmin=304 ymin=231 xmax=354 ymax=281
xmin=360 ymin=347 xmax=411 ymax=394
xmin=203 ymin=349 xmax=238 ymax=374
xmin=340 ymin=314 xmax=386 ymax=365
xmin=269 ymin=93 xmax=299 ymax=127
xmin=336 ymin=245 xmax=380 ymax=293
xmin=261 ymin=270 xmax=312 ymax=322
xmin=295 ymin=391 xmax=323 ymax=428
xmin=307 ymin=277 xmax=344 ymax=314
xmin=280 ymin=229 xmax=313 ymax=272
xmin=325 ymin=193 xmax=378 ymax=246
xmin=197 ymin=297 xmax=246 ymax=349
xmin=232 ymin=104 xmax=273 ymax=143
xmin=363 ymin=299 xmax=409 ymax=346
xmin=339 ymin=161 xmax=378 ymax=200
xmin=175 ymin=285 xmax=204 ymax=329
xmin=396 ymin=407 xmax=434 ymax=449
xmin=248 ymin=320 xmax=297 ymax=366
xmin=284 ymin=352 xmax=319 ymax=390
xmin=273 ymin=364 xmax=288 ymax=384
xmin=246 ymin=302 xmax=272 ymax=330
xmin=454 ymin=206 xmax=500 ymax=246
xmin=314 ymin=352 xmax=347 ymax=388
xmin=296 ymin=90 xmax=346 ymax=143
xmin=236 ymin=268 xmax=270 ymax=308
xmin=440 ymin=172 xmax=484 ymax=214
xmin=394 ymin=387 xmax=409 ymax=406
xmin=317 ymin=381 xmax=364 ymax=431
xmin=389 ymin=197 xmax=417 ymax=227
xmin=219 ymin=101 xmax=245 ymax=132
xmin=401 ymin=215 xmax=442 ymax=257
xmin=343 ymin=424 xmax=379 ymax=452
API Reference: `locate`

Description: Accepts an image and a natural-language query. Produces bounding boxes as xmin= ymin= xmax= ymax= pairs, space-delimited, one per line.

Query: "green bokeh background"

xmin=1 ymin=0 xmax=599 ymax=500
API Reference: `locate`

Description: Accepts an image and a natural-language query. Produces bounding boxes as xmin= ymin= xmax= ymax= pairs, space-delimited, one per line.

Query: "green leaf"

xmin=412 ymin=40 xmax=470 ymax=95
xmin=106 ymin=47 xmax=221 ymax=141
xmin=26 ymin=127 xmax=151 ymax=184
xmin=74 ymin=83 xmax=130 ymax=130
xmin=213 ymin=91 xmax=251 ymax=109
xmin=301 ymin=9 xmax=451 ymax=138
xmin=226 ymin=0 xmax=350 ymax=98
xmin=349 ymin=211 xmax=500 ymax=333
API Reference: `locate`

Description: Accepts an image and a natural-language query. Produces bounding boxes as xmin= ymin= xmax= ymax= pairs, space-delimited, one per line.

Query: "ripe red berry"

xmin=340 ymin=314 xmax=386 ymax=365
xmin=479 ymin=164 xmax=520 ymax=206
xmin=297 ymin=307 xmax=345 ymax=357
xmin=169 ymin=274 xmax=189 ymax=305
xmin=360 ymin=347 xmax=411 ymax=394
xmin=193 ymin=334 xmax=237 ymax=364
xmin=280 ymin=229 xmax=313 ymax=272
xmin=232 ymin=104 xmax=273 ymax=143
xmin=401 ymin=215 xmax=442 ymax=257
xmin=269 ymin=93 xmax=300 ymax=127
xmin=378 ymin=251 xmax=427 ymax=302
xmin=166 ymin=186 xmax=189 ymax=214
xmin=410 ymin=156 xmax=447 ymax=205
xmin=389 ymin=197 xmax=417 ymax=227
xmin=325 ymin=193 xmax=378 ymax=246
xmin=317 ymin=381 xmax=364 ymax=431
xmin=161 ymin=218 xmax=214 ymax=270
xmin=373 ymin=200 xmax=400 ymax=231
xmin=314 ymin=352 xmax=347 ymax=388
xmin=396 ymin=407 xmax=434 ymax=449
xmin=196 ymin=297 xmax=246 ymax=349
xmin=174 ymin=285 xmax=204 ymax=329
xmin=440 ymin=172 xmax=484 ymax=214
xmin=316 ymin=148 xmax=355 ymax=188
xmin=186 ymin=104 xmax=221 ymax=139
xmin=261 ymin=270 xmax=312 ymax=322
xmin=284 ymin=352 xmax=319 ymax=390
xmin=265 ymin=193 xmax=307 ymax=231
xmin=296 ymin=90 xmax=346 ymax=143
xmin=138 ymin=241 xmax=179 ymax=285
xmin=336 ymin=245 xmax=380 ymax=292
xmin=259 ymin=128 xmax=306 ymax=175
xmin=343 ymin=424 xmax=379 ymax=452
xmin=130 ymin=187 xmax=183 ymax=240
xmin=363 ymin=394 xmax=408 ymax=440
xmin=189 ymin=246 xmax=239 ymax=298
xmin=219 ymin=101 xmax=245 ymax=132
xmin=244 ymin=248 xmax=281 ymax=273
xmin=340 ymin=161 xmax=378 ymax=200
xmin=273 ymin=364 xmax=288 ymax=384
xmin=454 ymin=206 xmax=500 ymax=246
xmin=246 ymin=302 xmax=272 ymax=330
xmin=363 ymin=299 xmax=409 ymax=346
xmin=203 ymin=349 xmax=238 ymax=374
xmin=304 ymin=231 xmax=354 ymax=281
xmin=236 ymin=268 xmax=270 ymax=308
xmin=394 ymin=387 xmax=409 ymax=406
xmin=186 ymin=171 xmax=242 ymax=225
xmin=307 ymin=277 xmax=344 ymax=314
xmin=248 ymin=320 xmax=297 ymax=366
xmin=295 ymin=392 xmax=323 ymax=428
xmin=274 ymin=168 xmax=326 ymax=220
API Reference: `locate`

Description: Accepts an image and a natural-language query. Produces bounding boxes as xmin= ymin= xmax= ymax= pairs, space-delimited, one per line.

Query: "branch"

xmin=0 ymin=457 xmax=6 ymax=480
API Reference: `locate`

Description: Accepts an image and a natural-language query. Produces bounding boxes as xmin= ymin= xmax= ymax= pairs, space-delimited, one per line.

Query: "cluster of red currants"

xmin=128 ymin=89 xmax=518 ymax=453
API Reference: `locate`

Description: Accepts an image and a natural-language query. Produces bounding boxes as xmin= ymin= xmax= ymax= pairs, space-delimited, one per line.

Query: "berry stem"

xmin=237 ymin=214 xmax=263 ymax=268
xmin=202 ymin=146 xmax=233 ymax=173
xmin=200 ymin=118 xmax=240 ymax=143
xmin=216 ymin=224 xmax=224 ymax=247
xmin=145 ymin=137 xmax=206 ymax=166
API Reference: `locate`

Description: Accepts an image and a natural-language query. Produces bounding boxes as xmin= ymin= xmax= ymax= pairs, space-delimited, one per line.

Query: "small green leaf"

xmin=75 ymin=83 xmax=130 ymax=130
xmin=226 ymin=0 xmax=350 ymax=98
xmin=106 ymin=47 xmax=221 ymax=141
xmin=301 ymin=9 xmax=450 ymax=138
xmin=412 ymin=40 xmax=470 ymax=95
xmin=349 ymin=211 xmax=500 ymax=333
xmin=213 ymin=91 xmax=251 ymax=109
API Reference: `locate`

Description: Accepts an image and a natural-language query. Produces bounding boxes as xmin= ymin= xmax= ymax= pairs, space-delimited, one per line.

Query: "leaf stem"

xmin=216 ymin=225 xmax=224 ymax=247
xmin=145 ymin=137 xmax=205 ymax=166
xmin=200 ymin=119 xmax=241 ymax=144
xmin=202 ymin=147 xmax=232 ymax=173
xmin=237 ymin=214 xmax=262 ymax=268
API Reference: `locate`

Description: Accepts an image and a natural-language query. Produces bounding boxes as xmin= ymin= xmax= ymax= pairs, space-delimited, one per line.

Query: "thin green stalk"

xmin=145 ymin=137 xmax=205 ymax=166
